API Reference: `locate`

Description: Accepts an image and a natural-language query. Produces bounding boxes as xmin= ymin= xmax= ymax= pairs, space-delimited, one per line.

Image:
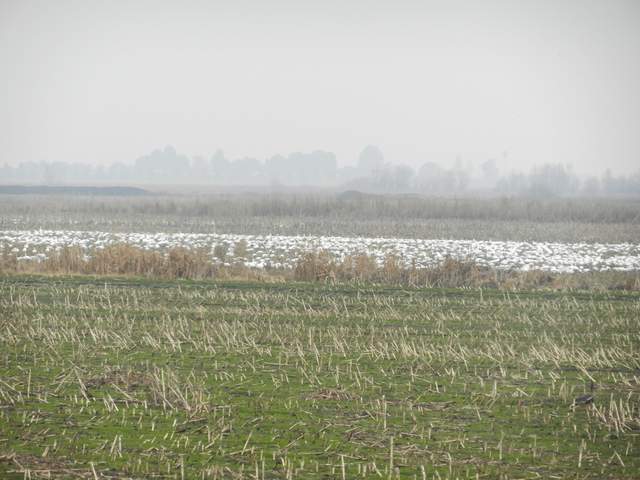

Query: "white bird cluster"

xmin=1 ymin=229 xmax=639 ymax=273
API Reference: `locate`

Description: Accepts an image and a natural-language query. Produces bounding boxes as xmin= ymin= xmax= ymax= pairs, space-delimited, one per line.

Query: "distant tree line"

xmin=2 ymin=145 xmax=639 ymax=196
xmin=496 ymin=165 xmax=640 ymax=197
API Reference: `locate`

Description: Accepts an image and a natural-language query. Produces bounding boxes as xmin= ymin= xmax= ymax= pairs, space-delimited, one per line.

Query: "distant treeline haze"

xmin=2 ymin=145 xmax=639 ymax=196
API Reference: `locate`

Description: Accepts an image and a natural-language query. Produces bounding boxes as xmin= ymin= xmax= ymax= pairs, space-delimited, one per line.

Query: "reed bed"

xmin=2 ymin=244 xmax=639 ymax=291
xmin=2 ymin=193 xmax=640 ymax=243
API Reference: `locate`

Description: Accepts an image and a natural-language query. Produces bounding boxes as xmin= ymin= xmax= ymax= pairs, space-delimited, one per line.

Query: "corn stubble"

xmin=0 ymin=276 xmax=638 ymax=478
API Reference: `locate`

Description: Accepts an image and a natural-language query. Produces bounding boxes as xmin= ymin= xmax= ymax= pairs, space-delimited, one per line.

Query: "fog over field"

xmin=2 ymin=0 xmax=640 ymax=185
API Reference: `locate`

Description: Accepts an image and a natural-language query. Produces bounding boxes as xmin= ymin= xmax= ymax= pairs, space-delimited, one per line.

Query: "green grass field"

xmin=1 ymin=275 xmax=639 ymax=479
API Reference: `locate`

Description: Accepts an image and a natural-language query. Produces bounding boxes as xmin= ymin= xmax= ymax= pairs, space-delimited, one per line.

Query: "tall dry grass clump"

xmin=24 ymin=244 xmax=216 ymax=279
xmin=163 ymin=247 xmax=215 ymax=278
xmin=293 ymin=251 xmax=383 ymax=283
xmin=0 ymin=248 xmax=18 ymax=272
xmin=422 ymin=257 xmax=484 ymax=287
xmin=42 ymin=246 xmax=86 ymax=273
xmin=293 ymin=251 xmax=496 ymax=287
xmin=88 ymin=244 xmax=164 ymax=276
xmin=381 ymin=254 xmax=403 ymax=282
xmin=341 ymin=253 xmax=379 ymax=282
xmin=294 ymin=251 xmax=336 ymax=281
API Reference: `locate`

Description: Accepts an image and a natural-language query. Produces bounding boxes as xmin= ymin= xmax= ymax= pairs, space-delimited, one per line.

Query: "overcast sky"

xmin=1 ymin=0 xmax=639 ymax=175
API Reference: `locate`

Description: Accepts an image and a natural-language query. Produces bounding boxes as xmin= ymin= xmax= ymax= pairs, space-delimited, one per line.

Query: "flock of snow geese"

xmin=1 ymin=229 xmax=639 ymax=274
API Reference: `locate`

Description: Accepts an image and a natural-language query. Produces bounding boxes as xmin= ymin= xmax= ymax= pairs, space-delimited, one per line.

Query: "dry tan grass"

xmin=292 ymin=250 xmax=640 ymax=290
xmin=38 ymin=244 xmax=218 ymax=279
xmin=1 ymin=244 xmax=639 ymax=291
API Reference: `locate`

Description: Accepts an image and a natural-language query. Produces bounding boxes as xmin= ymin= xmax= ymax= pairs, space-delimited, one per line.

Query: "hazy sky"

xmin=1 ymin=0 xmax=639 ymax=174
